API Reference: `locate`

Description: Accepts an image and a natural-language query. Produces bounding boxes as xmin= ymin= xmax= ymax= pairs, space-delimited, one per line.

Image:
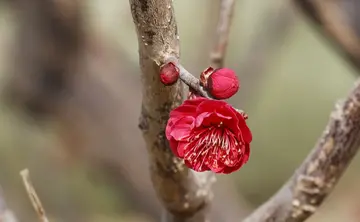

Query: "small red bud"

xmin=200 ymin=67 xmax=239 ymax=99
xmin=160 ymin=62 xmax=180 ymax=86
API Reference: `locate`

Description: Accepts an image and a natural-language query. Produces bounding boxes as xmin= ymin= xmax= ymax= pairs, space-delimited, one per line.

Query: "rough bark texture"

xmin=210 ymin=0 xmax=236 ymax=69
xmin=129 ymin=1 xmax=214 ymax=221
xmin=243 ymin=79 xmax=360 ymax=222
xmin=293 ymin=0 xmax=360 ymax=73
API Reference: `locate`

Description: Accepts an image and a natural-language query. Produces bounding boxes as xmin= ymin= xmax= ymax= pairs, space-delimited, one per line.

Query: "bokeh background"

xmin=0 ymin=0 xmax=359 ymax=221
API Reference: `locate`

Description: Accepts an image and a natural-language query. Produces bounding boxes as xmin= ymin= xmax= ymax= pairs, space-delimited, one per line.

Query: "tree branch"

xmin=20 ymin=169 xmax=49 ymax=222
xmin=165 ymin=57 xmax=213 ymax=98
xmin=129 ymin=1 xmax=215 ymax=221
xmin=293 ymin=0 xmax=360 ymax=73
xmin=210 ymin=0 xmax=236 ymax=69
xmin=243 ymin=79 xmax=360 ymax=222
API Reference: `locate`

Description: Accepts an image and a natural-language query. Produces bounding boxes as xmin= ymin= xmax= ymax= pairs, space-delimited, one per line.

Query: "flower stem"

xmin=165 ymin=57 xmax=213 ymax=98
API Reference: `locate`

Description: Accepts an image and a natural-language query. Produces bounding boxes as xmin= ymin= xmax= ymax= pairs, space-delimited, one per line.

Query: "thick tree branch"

xmin=0 ymin=186 xmax=18 ymax=222
xmin=210 ymin=0 xmax=236 ymax=69
xmin=129 ymin=1 xmax=215 ymax=221
xmin=293 ymin=0 xmax=360 ymax=73
xmin=243 ymin=79 xmax=360 ymax=222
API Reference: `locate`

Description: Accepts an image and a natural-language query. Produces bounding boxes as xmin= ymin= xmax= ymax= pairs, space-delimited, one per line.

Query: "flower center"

xmin=184 ymin=125 xmax=243 ymax=171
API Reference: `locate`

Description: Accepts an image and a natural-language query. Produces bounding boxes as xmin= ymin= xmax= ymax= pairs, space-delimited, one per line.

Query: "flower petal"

xmin=200 ymin=111 xmax=232 ymax=127
xmin=168 ymin=138 xmax=180 ymax=157
xmin=222 ymin=144 xmax=250 ymax=174
xmin=221 ymin=105 xmax=241 ymax=132
xmin=200 ymin=112 xmax=222 ymax=126
xmin=176 ymin=141 xmax=188 ymax=158
xmin=215 ymin=112 xmax=232 ymax=120
xmin=241 ymin=143 xmax=251 ymax=164
xmin=169 ymin=116 xmax=195 ymax=141
xmin=169 ymin=97 xmax=208 ymax=119
xmin=222 ymin=165 xmax=241 ymax=174
xmin=165 ymin=118 xmax=178 ymax=140
xmin=195 ymin=112 xmax=211 ymax=127
xmin=198 ymin=100 xmax=239 ymax=129
xmin=233 ymin=110 xmax=252 ymax=143
xmin=207 ymin=157 xmax=226 ymax=173
xmin=196 ymin=99 xmax=227 ymax=114
xmin=170 ymin=105 xmax=197 ymax=118
xmin=184 ymin=97 xmax=207 ymax=105
xmin=240 ymin=125 xmax=252 ymax=143
xmin=184 ymin=159 xmax=210 ymax=172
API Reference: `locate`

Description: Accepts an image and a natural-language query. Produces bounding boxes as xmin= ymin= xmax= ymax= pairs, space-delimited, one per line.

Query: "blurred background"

xmin=0 ymin=0 xmax=360 ymax=221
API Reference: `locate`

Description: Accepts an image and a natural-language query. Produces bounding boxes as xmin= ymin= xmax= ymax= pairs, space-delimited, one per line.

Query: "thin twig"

xmin=210 ymin=0 xmax=236 ymax=69
xmin=20 ymin=169 xmax=49 ymax=222
xmin=165 ymin=57 xmax=247 ymax=118
xmin=243 ymin=79 xmax=360 ymax=222
xmin=165 ymin=57 xmax=213 ymax=98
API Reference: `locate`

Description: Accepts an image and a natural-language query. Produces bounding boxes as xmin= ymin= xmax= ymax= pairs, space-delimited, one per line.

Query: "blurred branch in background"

xmin=0 ymin=185 xmax=18 ymax=222
xmin=208 ymin=1 xmax=253 ymax=220
xmin=4 ymin=0 xmax=84 ymax=117
xmin=3 ymin=0 xmax=164 ymax=220
xmin=244 ymin=79 xmax=360 ymax=221
xmin=293 ymin=0 xmax=360 ymax=74
xmin=237 ymin=2 xmax=295 ymax=104
xmin=210 ymin=0 xmax=236 ymax=69
xmin=339 ymin=0 xmax=360 ymax=36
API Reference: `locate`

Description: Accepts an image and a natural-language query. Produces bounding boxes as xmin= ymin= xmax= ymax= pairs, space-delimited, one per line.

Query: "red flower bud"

xmin=160 ymin=62 xmax=180 ymax=86
xmin=200 ymin=68 xmax=239 ymax=99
